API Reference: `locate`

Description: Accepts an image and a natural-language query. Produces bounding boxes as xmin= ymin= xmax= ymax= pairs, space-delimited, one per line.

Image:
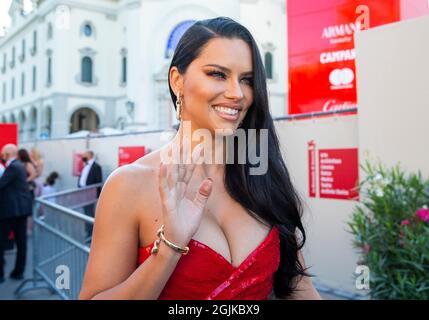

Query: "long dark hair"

xmin=45 ymin=171 xmax=59 ymax=186
xmin=168 ymin=17 xmax=309 ymax=298
xmin=18 ymin=148 xmax=33 ymax=165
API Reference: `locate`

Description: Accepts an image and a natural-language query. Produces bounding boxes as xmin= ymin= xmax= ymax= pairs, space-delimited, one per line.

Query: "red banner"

xmin=72 ymin=152 xmax=84 ymax=177
xmin=0 ymin=123 xmax=18 ymax=151
xmin=0 ymin=124 xmax=18 ymax=243
xmin=287 ymin=0 xmax=429 ymax=116
xmin=318 ymin=148 xmax=359 ymax=200
xmin=118 ymin=146 xmax=146 ymax=167
xmin=308 ymin=140 xmax=317 ymax=198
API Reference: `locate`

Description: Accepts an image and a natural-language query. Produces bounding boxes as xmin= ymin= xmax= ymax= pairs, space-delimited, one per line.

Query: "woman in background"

xmin=17 ymin=149 xmax=37 ymax=198
xmin=17 ymin=149 xmax=37 ymax=235
xmin=30 ymin=148 xmax=45 ymax=198
xmin=39 ymin=172 xmax=60 ymax=216
xmin=41 ymin=171 xmax=59 ymax=197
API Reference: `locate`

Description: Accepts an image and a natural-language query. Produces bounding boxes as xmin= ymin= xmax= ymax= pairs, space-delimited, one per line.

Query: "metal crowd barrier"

xmin=14 ymin=183 xmax=102 ymax=300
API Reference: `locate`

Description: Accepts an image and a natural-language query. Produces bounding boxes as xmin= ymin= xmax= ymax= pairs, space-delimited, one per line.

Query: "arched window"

xmin=18 ymin=110 xmax=26 ymax=134
xmin=121 ymin=56 xmax=127 ymax=84
xmin=21 ymin=72 xmax=25 ymax=96
xmin=46 ymin=49 xmax=53 ymax=87
xmin=47 ymin=56 xmax=52 ymax=85
xmin=119 ymin=48 xmax=127 ymax=86
xmin=81 ymin=56 xmax=93 ymax=83
xmin=264 ymin=52 xmax=273 ymax=79
xmin=2 ymin=82 xmax=6 ymax=103
xmin=42 ymin=106 xmax=52 ymax=138
xmin=70 ymin=107 xmax=100 ymax=133
xmin=84 ymin=24 xmax=92 ymax=37
xmin=29 ymin=107 xmax=37 ymax=139
xmin=80 ymin=22 xmax=95 ymax=38
xmin=165 ymin=20 xmax=195 ymax=58
xmin=47 ymin=22 xmax=53 ymax=40
xmin=11 ymin=77 xmax=15 ymax=99
xmin=32 ymin=66 xmax=37 ymax=91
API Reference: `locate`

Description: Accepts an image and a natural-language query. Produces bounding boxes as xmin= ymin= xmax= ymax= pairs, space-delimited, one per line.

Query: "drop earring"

xmin=176 ymin=93 xmax=182 ymax=121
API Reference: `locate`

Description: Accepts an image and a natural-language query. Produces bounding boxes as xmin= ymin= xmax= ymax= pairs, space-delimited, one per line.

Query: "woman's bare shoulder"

xmin=99 ymin=150 xmax=161 ymax=214
xmin=105 ymin=152 xmax=159 ymax=190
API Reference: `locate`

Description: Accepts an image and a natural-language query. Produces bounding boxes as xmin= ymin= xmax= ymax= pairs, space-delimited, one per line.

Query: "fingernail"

xmin=202 ymin=180 xmax=211 ymax=193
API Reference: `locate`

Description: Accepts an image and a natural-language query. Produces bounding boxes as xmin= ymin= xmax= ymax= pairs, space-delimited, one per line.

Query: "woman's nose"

xmin=224 ymin=79 xmax=244 ymax=100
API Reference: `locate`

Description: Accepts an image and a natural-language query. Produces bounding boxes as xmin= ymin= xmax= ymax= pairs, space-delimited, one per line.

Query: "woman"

xmin=40 ymin=172 xmax=59 ymax=216
xmin=17 ymin=148 xmax=37 ymax=235
xmin=41 ymin=171 xmax=59 ymax=197
xmin=30 ymin=148 xmax=45 ymax=198
xmin=17 ymin=149 xmax=37 ymax=198
xmin=80 ymin=17 xmax=321 ymax=300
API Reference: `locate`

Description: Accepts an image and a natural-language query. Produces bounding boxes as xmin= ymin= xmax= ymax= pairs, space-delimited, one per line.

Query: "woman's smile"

xmin=212 ymin=103 xmax=242 ymax=122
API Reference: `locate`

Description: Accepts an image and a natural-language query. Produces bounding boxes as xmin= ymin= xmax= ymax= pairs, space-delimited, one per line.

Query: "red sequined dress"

xmin=137 ymin=226 xmax=280 ymax=300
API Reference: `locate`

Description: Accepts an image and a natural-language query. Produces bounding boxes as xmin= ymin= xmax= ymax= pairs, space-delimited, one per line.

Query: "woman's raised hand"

xmin=158 ymin=137 xmax=213 ymax=248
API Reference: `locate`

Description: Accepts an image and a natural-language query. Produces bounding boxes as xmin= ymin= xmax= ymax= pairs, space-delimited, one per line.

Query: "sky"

xmin=0 ymin=0 xmax=34 ymax=36
xmin=0 ymin=0 xmax=12 ymax=36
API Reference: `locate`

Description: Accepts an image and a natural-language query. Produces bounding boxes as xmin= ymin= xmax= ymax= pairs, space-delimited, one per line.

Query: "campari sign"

xmin=287 ymin=0 xmax=429 ymax=116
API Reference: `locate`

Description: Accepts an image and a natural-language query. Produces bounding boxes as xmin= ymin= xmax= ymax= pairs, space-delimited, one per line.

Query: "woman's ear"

xmin=169 ymin=66 xmax=184 ymax=97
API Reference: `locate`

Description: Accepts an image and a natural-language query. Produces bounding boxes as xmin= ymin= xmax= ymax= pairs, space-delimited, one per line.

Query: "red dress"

xmin=137 ymin=226 xmax=280 ymax=300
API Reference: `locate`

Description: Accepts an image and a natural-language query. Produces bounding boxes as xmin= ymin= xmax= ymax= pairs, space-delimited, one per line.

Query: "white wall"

xmin=276 ymin=116 xmax=360 ymax=294
xmin=355 ymin=15 xmax=429 ymax=177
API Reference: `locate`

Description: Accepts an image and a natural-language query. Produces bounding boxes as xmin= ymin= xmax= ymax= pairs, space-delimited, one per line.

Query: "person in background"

xmin=0 ymin=162 xmax=4 ymax=178
xmin=78 ymin=150 xmax=103 ymax=194
xmin=17 ymin=149 xmax=37 ymax=199
xmin=39 ymin=172 xmax=60 ymax=218
xmin=0 ymin=144 xmax=33 ymax=283
xmin=30 ymin=148 xmax=45 ymax=198
xmin=78 ymin=151 xmax=103 ymax=238
xmin=17 ymin=149 xmax=38 ymax=235
xmin=42 ymin=171 xmax=59 ymax=197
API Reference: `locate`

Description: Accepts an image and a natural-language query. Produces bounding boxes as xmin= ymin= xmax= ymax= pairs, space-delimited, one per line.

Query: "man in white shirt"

xmin=77 ymin=151 xmax=102 ymax=190
xmin=79 ymin=155 xmax=95 ymax=188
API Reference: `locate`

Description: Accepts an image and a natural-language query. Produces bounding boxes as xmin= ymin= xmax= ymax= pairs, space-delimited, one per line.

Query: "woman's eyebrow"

xmin=203 ymin=64 xmax=253 ymax=76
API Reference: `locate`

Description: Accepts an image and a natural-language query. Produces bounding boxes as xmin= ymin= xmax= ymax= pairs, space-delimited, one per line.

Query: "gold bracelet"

xmin=151 ymin=225 xmax=189 ymax=255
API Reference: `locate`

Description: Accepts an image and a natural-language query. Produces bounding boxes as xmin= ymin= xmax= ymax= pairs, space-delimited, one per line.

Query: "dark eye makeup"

xmin=206 ymin=69 xmax=253 ymax=86
xmin=207 ymin=70 xmax=226 ymax=79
